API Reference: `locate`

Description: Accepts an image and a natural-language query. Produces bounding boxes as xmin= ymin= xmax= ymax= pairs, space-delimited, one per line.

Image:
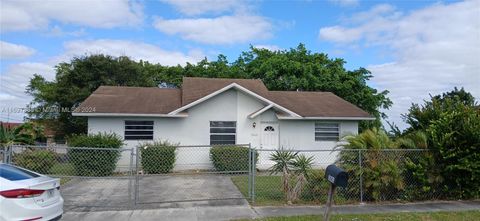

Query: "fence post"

xmin=4 ymin=145 xmax=12 ymax=164
xmin=358 ymin=149 xmax=364 ymax=204
xmin=252 ymin=148 xmax=256 ymax=205
xmin=128 ymin=148 xmax=134 ymax=208
xmin=248 ymin=144 xmax=252 ymax=200
xmin=134 ymin=146 xmax=140 ymax=206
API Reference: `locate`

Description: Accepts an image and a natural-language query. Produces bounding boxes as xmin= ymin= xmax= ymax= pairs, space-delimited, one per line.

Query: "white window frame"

xmin=124 ymin=120 xmax=154 ymax=140
xmin=210 ymin=121 xmax=236 ymax=145
xmin=315 ymin=122 xmax=340 ymax=141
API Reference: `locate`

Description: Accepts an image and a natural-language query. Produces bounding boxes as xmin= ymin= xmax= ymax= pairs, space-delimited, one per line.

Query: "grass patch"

xmin=49 ymin=163 xmax=75 ymax=176
xmin=238 ymin=211 xmax=480 ymax=221
xmin=231 ymin=175 xmax=349 ymax=206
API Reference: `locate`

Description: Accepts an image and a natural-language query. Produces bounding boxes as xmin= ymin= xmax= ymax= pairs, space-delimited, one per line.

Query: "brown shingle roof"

xmin=75 ymin=77 xmax=372 ymax=118
xmin=266 ymin=91 xmax=371 ymax=117
xmin=182 ymin=77 xmax=269 ymax=105
xmin=75 ymin=86 xmax=181 ymax=114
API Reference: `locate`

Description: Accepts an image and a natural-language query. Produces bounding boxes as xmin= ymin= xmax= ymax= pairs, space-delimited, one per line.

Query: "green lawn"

xmin=231 ymin=175 xmax=350 ymax=206
xmin=48 ymin=163 xmax=75 ymax=185
xmin=49 ymin=162 xmax=75 ymax=176
xmin=238 ymin=211 xmax=480 ymax=221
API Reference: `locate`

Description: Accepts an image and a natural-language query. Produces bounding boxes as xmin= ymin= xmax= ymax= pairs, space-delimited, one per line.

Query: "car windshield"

xmin=0 ymin=164 xmax=40 ymax=181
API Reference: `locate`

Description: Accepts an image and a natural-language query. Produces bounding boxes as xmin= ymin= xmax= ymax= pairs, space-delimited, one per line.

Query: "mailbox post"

xmin=323 ymin=165 xmax=348 ymax=221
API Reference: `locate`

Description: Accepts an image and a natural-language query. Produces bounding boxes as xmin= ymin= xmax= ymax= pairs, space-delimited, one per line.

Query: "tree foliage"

xmin=336 ymin=128 xmax=428 ymax=201
xmin=0 ymin=122 xmax=44 ymax=146
xmin=401 ymin=88 xmax=479 ymax=199
xmin=27 ymin=44 xmax=391 ymax=136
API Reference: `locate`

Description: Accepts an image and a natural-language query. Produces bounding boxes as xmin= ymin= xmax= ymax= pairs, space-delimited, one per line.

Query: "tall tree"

xmin=27 ymin=55 xmax=159 ymax=135
xmin=401 ymin=88 xmax=479 ymax=199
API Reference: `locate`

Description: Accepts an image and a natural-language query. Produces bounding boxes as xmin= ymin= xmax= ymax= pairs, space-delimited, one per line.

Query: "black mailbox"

xmin=325 ymin=164 xmax=348 ymax=188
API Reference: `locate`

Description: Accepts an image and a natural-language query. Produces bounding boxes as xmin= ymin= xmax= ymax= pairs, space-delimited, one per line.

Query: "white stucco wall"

xmin=256 ymin=120 xmax=358 ymax=170
xmin=87 ymin=88 xmax=360 ymax=171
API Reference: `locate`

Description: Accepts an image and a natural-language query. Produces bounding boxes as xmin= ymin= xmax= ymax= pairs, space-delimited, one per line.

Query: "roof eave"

xmin=277 ymin=115 xmax=376 ymax=121
xmin=72 ymin=112 xmax=188 ymax=117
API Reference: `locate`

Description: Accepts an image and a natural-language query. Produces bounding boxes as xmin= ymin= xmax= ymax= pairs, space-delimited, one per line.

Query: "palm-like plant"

xmin=269 ymin=150 xmax=297 ymax=199
xmin=290 ymin=154 xmax=314 ymax=201
xmin=335 ymin=128 xmax=427 ymax=201
xmin=269 ymin=150 xmax=314 ymax=203
xmin=0 ymin=123 xmax=41 ymax=147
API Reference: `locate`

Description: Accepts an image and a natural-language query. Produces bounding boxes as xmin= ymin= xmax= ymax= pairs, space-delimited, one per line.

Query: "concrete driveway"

xmin=61 ymin=174 xmax=248 ymax=212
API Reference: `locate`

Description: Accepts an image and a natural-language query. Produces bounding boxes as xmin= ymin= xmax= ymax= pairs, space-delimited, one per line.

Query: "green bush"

xmin=210 ymin=146 xmax=257 ymax=172
xmin=15 ymin=149 xmax=57 ymax=174
xmin=67 ymin=133 xmax=123 ymax=176
xmin=139 ymin=141 xmax=177 ymax=174
xmin=301 ymin=170 xmax=329 ymax=202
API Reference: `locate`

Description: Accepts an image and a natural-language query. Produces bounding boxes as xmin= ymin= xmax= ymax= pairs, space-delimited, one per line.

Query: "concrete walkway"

xmin=61 ymin=200 xmax=480 ymax=221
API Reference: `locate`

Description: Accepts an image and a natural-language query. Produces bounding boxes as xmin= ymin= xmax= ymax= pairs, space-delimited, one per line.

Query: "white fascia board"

xmin=277 ymin=115 xmax=376 ymax=121
xmin=248 ymin=104 xmax=274 ymax=119
xmin=72 ymin=112 xmax=188 ymax=117
xmin=168 ymin=83 xmax=301 ymax=117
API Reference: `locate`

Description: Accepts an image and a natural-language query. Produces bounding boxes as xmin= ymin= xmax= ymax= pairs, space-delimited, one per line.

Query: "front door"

xmin=261 ymin=123 xmax=278 ymax=149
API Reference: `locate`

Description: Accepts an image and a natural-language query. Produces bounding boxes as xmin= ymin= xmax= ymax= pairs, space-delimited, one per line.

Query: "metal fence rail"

xmin=2 ymin=145 xmax=441 ymax=209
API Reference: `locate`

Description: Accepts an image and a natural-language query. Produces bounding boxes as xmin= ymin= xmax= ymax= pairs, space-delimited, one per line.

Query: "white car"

xmin=0 ymin=163 xmax=63 ymax=221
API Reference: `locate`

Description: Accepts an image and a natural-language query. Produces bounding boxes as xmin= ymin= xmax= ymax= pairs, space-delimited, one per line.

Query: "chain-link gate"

xmin=134 ymin=144 xmax=254 ymax=205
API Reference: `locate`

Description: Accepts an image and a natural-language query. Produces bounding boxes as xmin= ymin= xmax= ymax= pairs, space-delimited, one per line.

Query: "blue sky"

xmin=1 ymin=0 xmax=479 ymax=128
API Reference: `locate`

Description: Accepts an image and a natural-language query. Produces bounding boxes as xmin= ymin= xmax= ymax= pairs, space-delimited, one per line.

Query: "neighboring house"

xmin=73 ymin=77 xmax=374 ymax=170
xmin=0 ymin=122 xmax=22 ymax=129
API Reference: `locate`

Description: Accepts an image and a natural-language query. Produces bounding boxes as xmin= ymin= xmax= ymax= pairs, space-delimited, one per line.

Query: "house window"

xmin=210 ymin=121 xmax=236 ymax=145
xmin=315 ymin=122 xmax=340 ymax=141
xmin=124 ymin=121 xmax=154 ymax=140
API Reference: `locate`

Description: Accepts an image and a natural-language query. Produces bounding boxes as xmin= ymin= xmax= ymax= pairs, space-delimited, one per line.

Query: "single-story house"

xmin=73 ymin=77 xmax=374 ymax=170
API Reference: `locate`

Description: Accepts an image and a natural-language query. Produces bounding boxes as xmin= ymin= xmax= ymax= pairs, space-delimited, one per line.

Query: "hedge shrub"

xmin=139 ymin=140 xmax=177 ymax=174
xmin=67 ymin=133 xmax=123 ymax=176
xmin=301 ymin=169 xmax=329 ymax=202
xmin=210 ymin=146 xmax=257 ymax=172
xmin=15 ymin=149 xmax=57 ymax=174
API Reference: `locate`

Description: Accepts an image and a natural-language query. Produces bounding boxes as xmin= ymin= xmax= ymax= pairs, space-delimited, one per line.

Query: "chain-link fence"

xmin=7 ymin=145 xmax=135 ymax=210
xmin=249 ymin=148 xmax=437 ymax=206
xmin=3 ymin=145 xmax=441 ymax=209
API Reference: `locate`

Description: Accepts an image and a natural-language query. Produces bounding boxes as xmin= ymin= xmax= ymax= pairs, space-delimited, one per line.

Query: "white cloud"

xmin=328 ymin=0 xmax=359 ymax=7
xmin=160 ymin=0 xmax=245 ymax=16
xmin=154 ymin=15 xmax=272 ymax=44
xmin=319 ymin=1 xmax=480 ymax=129
xmin=0 ymin=62 xmax=55 ymax=122
xmin=253 ymin=45 xmax=282 ymax=51
xmin=318 ymin=26 xmax=362 ymax=43
xmin=60 ymin=39 xmax=204 ymax=66
xmin=0 ymin=0 xmax=143 ymax=32
xmin=0 ymin=41 xmax=36 ymax=59
xmin=0 ymin=39 xmax=205 ymax=121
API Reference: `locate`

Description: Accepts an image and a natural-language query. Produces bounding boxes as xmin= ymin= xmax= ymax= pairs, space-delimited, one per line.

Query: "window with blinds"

xmin=315 ymin=122 xmax=340 ymax=141
xmin=210 ymin=121 xmax=236 ymax=145
xmin=124 ymin=121 xmax=154 ymax=140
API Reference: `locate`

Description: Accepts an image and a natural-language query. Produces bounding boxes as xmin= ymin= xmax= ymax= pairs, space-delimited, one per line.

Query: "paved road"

xmin=61 ymin=201 xmax=480 ymax=221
